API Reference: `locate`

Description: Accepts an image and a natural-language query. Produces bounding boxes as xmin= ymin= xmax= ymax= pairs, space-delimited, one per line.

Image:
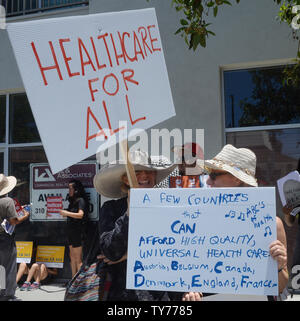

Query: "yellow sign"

xmin=36 ymin=246 xmax=65 ymax=268
xmin=16 ymin=241 xmax=33 ymax=263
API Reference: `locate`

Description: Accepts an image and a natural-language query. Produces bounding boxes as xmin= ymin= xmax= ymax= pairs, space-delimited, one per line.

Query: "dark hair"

xmin=68 ymin=180 xmax=89 ymax=213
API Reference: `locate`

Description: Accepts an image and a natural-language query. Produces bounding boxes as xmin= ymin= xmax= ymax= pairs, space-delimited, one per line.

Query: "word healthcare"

xmin=30 ymin=24 xmax=161 ymax=149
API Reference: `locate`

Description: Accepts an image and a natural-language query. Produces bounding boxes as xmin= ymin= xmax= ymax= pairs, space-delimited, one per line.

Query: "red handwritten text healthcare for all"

xmin=30 ymin=25 xmax=161 ymax=149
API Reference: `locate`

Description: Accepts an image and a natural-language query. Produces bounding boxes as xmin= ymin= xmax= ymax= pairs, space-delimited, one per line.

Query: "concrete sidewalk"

xmin=15 ymin=283 xmax=66 ymax=301
xmin=14 ymin=283 xmax=300 ymax=301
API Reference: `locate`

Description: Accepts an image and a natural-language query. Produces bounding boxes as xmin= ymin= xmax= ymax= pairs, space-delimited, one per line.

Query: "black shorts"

xmin=67 ymin=223 xmax=82 ymax=248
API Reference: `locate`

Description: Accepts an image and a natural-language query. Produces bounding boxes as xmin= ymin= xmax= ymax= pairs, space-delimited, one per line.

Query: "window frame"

xmin=220 ymin=58 xmax=300 ymax=143
xmin=0 ymin=92 xmax=43 ymax=176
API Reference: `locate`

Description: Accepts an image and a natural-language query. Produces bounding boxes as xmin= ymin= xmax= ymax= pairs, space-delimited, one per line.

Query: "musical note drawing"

xmin=264 ymin=226 xmax=272 ymax=237
xmin=225 ymin=210 xmax=235 ymax=218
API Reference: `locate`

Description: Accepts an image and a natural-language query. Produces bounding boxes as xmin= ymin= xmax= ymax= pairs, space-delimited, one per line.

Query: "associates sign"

xmin=7 ymin=8 xmax=175 ymax=174
xmin=30 ymin=161 xmax=98 ymax=221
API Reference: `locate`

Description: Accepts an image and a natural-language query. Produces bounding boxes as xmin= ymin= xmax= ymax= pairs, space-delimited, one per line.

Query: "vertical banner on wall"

xmin=30 ymin=161 xmax=99 ymax=221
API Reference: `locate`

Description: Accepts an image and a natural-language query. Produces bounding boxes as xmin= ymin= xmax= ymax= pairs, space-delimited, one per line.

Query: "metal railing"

xmin=0 ymin=0 xmax=88 ymax=17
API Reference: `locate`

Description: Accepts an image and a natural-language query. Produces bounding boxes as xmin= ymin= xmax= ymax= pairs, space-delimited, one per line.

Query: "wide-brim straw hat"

xmin=0 ymin=174 xmax=17 ymax=196
xmin=93 ymin=150 xmax=177 ymax=199
xmin=203 ymin=144 xmax=258 ymax=187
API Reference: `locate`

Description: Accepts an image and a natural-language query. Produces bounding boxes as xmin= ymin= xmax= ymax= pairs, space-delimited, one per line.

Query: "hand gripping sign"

xmin=7 ymin=8 xmax=176 ymax=174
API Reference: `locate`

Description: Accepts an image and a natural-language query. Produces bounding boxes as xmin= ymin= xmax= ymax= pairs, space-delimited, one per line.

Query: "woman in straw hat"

xmin=94 ymin=150 xmax=202 ymax=301
xmin=204 ymin=144 xmax=288 ymax=300
xmin=0 ymin=174 xmax=29 ymax=301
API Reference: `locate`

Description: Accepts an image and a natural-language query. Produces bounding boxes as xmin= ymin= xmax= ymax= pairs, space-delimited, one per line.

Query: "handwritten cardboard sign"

xmin=127 ymin=187 xmax=278 ymax=296
xmin=7 ymin=8 xmax=175 ymax=174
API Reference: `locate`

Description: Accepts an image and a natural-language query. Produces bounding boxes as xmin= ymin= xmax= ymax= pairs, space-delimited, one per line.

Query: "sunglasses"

xmin=208 ymin=172 xmax=228 ymax=181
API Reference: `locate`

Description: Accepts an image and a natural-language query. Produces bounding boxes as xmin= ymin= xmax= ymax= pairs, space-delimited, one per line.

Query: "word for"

xmin=85 ymin=78 xmax=146 ymax=149
xmin=31 ymin=24 xmax=161 ymax=86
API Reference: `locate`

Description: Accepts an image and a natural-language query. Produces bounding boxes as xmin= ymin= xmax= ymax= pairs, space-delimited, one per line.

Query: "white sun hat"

xmin=93 ymin=150 xmax=177 ymax=199
xmin=0 ymin=174 xmax=17 ymax=196
xmin=204 ymin=144 xmax=258 ymax=187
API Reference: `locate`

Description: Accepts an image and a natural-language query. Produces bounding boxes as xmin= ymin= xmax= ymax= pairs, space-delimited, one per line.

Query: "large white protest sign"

xmin=127 ymin=187 xmax=278 ymax=296
xmin=7 ymin=8 xmax=175 ymax=174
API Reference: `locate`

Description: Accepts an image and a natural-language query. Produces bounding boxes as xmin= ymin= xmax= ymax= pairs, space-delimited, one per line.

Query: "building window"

xmin=223 ymin=63 xmax=300 ymax=270
xmin=223 ymin=64 xmax=300 ymax=187
xmin=9 ymin=146 xmax=47 ymax=204
xmin=224 ymin=66 xmax=300 ymax=128
xmin=9 ymin=93 xmax=41 ymax=144
xmin=0 ymin=92 xmax=45 ymax=205
xmin=1 ymin=0 xmax=88 ymax=17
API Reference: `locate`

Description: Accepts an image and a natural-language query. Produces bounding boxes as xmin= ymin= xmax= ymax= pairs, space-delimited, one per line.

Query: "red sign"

xmin=46 ymin=196 xmax=63 ymax=217
xmin=13 ymin=198 xmax=25 ymax=217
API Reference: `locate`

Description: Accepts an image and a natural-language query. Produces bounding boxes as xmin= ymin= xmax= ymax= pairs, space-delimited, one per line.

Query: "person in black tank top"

xmin=60 ymin=180 xmax=89 ymax=278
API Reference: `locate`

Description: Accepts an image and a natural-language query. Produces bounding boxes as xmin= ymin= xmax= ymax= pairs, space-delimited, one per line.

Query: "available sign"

xmin=36 ymin=246 xmax=65 ymax=268
xmin=30 ymin=161 xmax=99 ymax=221
xmin=16 ymin=241 xmax=33 ymax=264
xmin=7 ymin=8 xmax=175 ymax=174
xmin=127 ymin=187 xmax=278 ymax=296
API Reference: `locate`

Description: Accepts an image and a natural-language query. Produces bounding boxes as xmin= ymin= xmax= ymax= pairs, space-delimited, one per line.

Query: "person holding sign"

xmin=204 ymin=144 xmax=289 ymax=300
xmin=60 ymin=180 xmax=89 ymax=278
xmin=0 ymin=174 xmax=29 ymax=301
xmin=281 ymin=159 xmax=300 ymax=282
xmin=94 ymin=150 xmax=201 ymax=301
